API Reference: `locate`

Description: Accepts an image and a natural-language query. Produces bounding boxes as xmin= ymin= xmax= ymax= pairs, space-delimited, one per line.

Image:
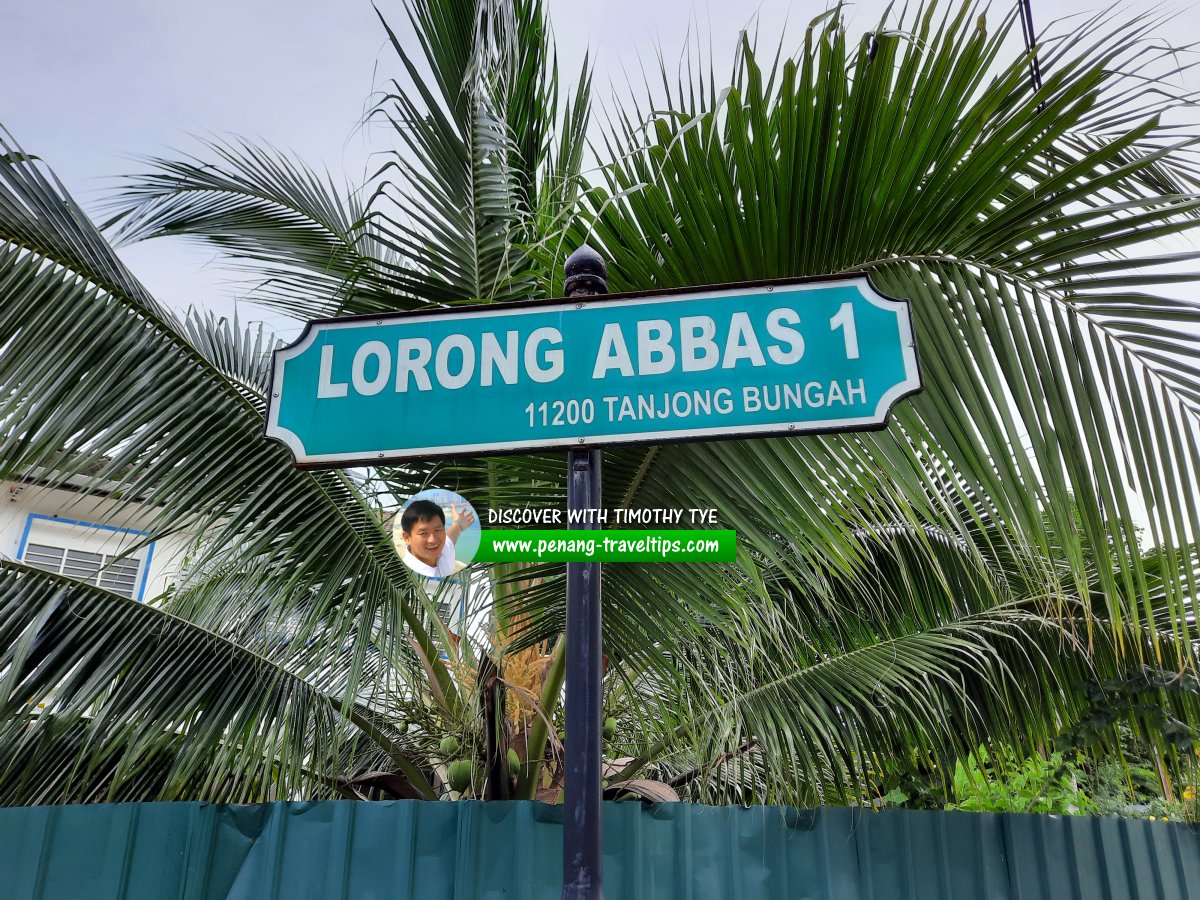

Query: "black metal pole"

xmin=563 ymin=447 xmax=602 ymax=898
xmin=1018 ymin=0 xmax=1043 ymax=94
xmin=562 ymin=246 xmax=607 ymax=900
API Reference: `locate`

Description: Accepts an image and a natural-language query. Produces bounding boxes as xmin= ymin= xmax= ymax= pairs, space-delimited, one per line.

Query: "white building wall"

xmin=0 ymin=480 xmax=193 ymax=601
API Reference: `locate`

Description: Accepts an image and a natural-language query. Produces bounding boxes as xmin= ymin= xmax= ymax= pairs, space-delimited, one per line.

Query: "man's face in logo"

xmin=403 ymin=515 xmax=446 ymax=566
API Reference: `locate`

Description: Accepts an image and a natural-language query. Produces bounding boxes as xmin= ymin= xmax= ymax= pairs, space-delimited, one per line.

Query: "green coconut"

xmin=603 ymin=717 xmax=618 ymax=741
xmin=439 ymin=736 xmax=460 ymax=757
xmin=447 ymin=759 xmax=473 ymax=793
xmin=507 ymin=748 xmax=521 ymax=776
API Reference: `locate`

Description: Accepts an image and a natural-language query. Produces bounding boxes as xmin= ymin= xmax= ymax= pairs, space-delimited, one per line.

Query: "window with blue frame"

xmin=17 ymin=514 xmax=155 ymax=601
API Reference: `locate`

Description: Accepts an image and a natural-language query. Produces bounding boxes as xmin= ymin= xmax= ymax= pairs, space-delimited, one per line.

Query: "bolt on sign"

xmin=266 ymin=275 xmax=922 ymax=467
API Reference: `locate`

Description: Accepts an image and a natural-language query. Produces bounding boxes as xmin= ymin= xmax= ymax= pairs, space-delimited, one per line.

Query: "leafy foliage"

xmin=946 ymin=746 xmax=1094 ymax=815
xmin=2 ymin=0 xmax=1200 ymax=809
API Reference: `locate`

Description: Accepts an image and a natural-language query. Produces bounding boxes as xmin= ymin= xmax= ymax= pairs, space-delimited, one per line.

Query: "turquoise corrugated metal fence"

xmin=1 ymin=801 xmax=1198 ymax=899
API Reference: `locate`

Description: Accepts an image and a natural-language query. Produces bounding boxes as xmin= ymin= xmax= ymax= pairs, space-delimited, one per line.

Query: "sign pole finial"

xmin=564 ymin=245 xmax=608 ymax=297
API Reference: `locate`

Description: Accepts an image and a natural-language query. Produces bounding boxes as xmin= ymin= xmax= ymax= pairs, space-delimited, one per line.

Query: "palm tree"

xmin=2 ymin=0 xmax=1199 ymax=807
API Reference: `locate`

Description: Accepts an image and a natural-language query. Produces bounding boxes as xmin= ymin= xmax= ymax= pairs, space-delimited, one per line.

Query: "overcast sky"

xmin=2 ymin=0 xmax=1197 ymax=334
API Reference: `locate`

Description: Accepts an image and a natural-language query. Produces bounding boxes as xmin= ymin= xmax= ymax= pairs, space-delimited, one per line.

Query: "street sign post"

xmin=559 ymin=247 xmax=606 ymax=900
xmin=265 ymin=274 xmax=921 ymax=466
xmin=266 ymin=263 xmax=922 ymax=900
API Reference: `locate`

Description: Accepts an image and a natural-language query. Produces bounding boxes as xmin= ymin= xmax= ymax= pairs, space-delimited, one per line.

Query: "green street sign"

xmin=266 ymin=275 xmax=921 ymax=467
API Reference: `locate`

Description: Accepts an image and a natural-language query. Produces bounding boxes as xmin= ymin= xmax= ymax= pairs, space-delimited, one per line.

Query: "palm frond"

xmin=575 ymin=4 xmax=1200 ymax=657
xmin=0 ymin=561 xmax=412 ymax=803
xmin=367 ymin=0 xmax=581 ymax=305
xmin=0 ymin=127 xmax=462 ymax=746
xmin=102 ymin=138 xmax=412 ymax=319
